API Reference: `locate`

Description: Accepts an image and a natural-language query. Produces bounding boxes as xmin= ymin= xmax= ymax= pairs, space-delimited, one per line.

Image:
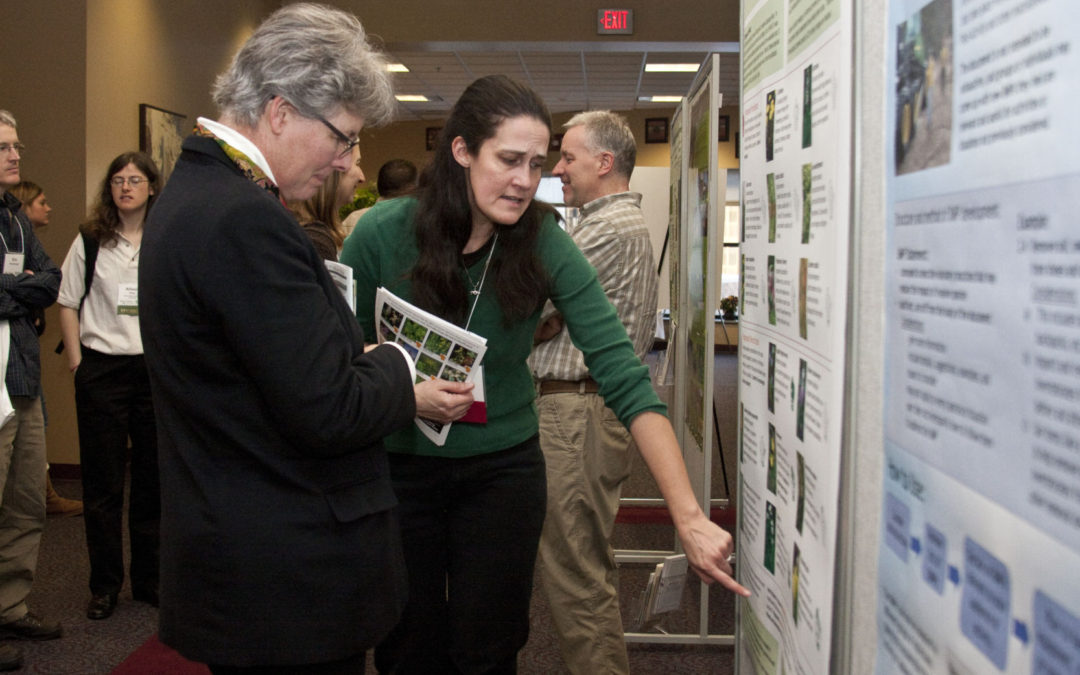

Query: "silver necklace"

xmin=463 ymin=231 xmax=498 ymax=331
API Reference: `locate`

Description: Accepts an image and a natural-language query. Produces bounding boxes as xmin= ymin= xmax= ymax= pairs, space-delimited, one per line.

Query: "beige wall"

xmin=2 ymin=1 xmax=89 ymax=468
xmin=85 ymin=0 xmax=270 ymax=206
xmin=0 ymin=0 xmax=271 ymax=465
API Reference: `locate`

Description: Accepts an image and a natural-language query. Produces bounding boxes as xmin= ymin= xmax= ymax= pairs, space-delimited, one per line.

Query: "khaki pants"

xmin=537 ymin=391 xmax=634 ymax=675
xmin=0 ymin=397 xmax=47 ymax=622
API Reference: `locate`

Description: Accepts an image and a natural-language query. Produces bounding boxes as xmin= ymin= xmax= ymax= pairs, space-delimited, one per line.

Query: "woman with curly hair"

xmin=57 ymin=151 xmax=161 ymax=621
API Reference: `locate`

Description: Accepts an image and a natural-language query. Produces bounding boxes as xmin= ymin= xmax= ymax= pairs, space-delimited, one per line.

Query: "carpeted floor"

xmin=14 ymin=351 xmax=739 ymax=673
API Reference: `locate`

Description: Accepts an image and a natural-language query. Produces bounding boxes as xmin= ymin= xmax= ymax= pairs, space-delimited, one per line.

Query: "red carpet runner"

xmin=112 ymin=635 xmax=208 ymax=674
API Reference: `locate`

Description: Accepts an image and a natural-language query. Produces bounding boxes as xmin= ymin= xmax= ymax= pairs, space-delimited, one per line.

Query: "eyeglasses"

xmin=0 ymin=143 xmax=25 ymax=155
xmin=110 ymin=176 xmax=148 ymax=187
xmin=315 ymin=115 xmax=360 ymax=158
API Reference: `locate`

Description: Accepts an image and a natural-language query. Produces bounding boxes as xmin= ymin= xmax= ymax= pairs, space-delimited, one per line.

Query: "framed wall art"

xmin=139 ymin=104 xmax=187 ymax=184
xmin=645 ymin=117 xmax=669 ymax=144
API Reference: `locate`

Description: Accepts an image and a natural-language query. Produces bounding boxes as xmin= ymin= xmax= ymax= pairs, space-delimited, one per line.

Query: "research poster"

xmin=879 ymin=0 xmax=1080 ymax=673
xmin=736 ymin=0 xmax=853 ymax=673
xmin=685 ymin=78 xmax=713 ymax=451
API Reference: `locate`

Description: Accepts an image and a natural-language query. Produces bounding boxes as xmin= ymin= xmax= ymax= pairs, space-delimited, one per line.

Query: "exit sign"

xmin=597 ymin=9 xmax=633 ymax=35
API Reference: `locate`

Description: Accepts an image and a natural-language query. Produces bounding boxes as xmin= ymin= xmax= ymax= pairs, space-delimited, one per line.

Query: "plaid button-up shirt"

xmin=529 ymin=191 xmax=658 ymax=381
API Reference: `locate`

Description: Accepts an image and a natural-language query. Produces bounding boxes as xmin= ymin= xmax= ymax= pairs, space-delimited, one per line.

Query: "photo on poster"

xmin=739 ymin=402 xmax=746 ymax=463
xmin=739 ymin=254 xmax=746 ymax=315
xmin=797 ymin=359 xmax=808 ymax=441
xmin=764 ymin=501 xmax=777 ymax=574
xmin=894 ymin=0 xmax=953 ymax=174
xmin=767 ymin=172 xmax=777 ymax=242
xmin=767 ymin=255 xmax=777 ymax=325
xmin=765 ymin=90 xmax=776 ymax=162
xmin=792 ymin=543 xmax=801 ymax=624
xmin=801 ymin=164 xmax=812 ymax=244
xmin=768 ymin=343 xmax=777 ymax=413
xmin=799 ymin=257 xmax=809 ymax=339
xmin=740 ymin=183 xmax=747 ymax=241
xmin=796 ymin=452 xmax=806 ymax=534
xmin=768 ymin=422 xmax=777 ymax=494
xmin=802 ymin=65 xmax=813 ymax=148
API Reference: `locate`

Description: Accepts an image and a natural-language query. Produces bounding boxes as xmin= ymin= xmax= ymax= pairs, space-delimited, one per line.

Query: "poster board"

xmin=877 ymin=0 xmax=1080 ymax=672
xmin=679 ymin=54 xmax=721 ymax=506
xmin=736 ymin=0 xmax=855 ymax=672
xmin=621 ymin=57 xmax=732 ymax=647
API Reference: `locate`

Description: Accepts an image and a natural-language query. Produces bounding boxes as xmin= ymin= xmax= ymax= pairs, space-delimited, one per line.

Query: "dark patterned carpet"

xmin=15 ymin=352 xmax=739 ymax=673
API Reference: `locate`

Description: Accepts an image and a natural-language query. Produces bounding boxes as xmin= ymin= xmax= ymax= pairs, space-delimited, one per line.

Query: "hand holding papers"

xmin=375 ymin=287 xmax=488 ymax=446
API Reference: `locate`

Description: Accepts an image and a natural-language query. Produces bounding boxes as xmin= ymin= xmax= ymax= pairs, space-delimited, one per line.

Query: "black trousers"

xmin=374 ymin=436 xmax=547 ymax=674
xmin=75 ymin=347 xmax=159 ymax=596
xmin=208 ymin=652 xmax=366 ymax=674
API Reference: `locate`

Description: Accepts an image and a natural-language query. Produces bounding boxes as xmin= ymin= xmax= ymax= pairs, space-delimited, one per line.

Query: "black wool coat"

xmin=139 ymin=135 xmax=415 ymax=666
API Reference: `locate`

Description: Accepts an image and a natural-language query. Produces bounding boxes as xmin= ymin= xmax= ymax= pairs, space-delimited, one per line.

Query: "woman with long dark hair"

xmin=343 ymin=75 xmax=747 ymax=673
xmin=57 ymin=151 xmax=161 ymax=621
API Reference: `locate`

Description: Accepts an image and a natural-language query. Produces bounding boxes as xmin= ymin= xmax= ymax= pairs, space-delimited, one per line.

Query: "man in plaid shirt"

xmin=529 ymin=110 xmax=658 ymax=675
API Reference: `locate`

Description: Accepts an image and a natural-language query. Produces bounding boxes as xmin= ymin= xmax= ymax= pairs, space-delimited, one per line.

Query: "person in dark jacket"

xmin=138 ymin=4 xmax=471 ymax=673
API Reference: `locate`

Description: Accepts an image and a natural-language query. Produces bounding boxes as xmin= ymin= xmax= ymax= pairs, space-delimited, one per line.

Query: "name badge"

xmin=3 ymin=253 xmax=24 ymax=275
xmin=117 ymin=283 xmax=139 ymax=316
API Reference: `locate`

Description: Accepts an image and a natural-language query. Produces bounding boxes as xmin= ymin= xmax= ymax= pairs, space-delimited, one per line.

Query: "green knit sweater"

xmin=340 ymin=197 xmax=666 ymax=458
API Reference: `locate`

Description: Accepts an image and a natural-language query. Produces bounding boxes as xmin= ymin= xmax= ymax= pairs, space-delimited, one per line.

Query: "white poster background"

xmin=737 ymin=0 xmax=853 ymax=673
xmin=879 ymin=0 xmax=1080 ymax=672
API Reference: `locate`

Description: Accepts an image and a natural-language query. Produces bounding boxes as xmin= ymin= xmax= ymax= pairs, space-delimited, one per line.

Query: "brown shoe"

xmin=0 ymin=644 xmax=21 ymax=671
xmin=45 ymin=475 xmax=83 ymax=517
xmin=0 ymin=612 xmax=62 ymax=640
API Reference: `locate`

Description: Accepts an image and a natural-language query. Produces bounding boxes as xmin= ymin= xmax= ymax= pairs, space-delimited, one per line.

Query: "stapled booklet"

xmin=374 ymin=287 xmax=488 ymax=446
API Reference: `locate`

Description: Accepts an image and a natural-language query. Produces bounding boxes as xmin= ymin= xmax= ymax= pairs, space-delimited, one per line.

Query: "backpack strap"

xmin=54 ymin=232 xmax=99 ymax=354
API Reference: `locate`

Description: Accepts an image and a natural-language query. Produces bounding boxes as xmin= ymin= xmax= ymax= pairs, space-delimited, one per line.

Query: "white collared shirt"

xmin=57 ymin=232 xmax=144 ymax=355
xmin=197 ymin=116 xmax=278 ymax=186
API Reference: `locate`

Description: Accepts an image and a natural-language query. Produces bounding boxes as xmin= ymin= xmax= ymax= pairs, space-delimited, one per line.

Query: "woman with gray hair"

xmin=140 ymin=5 xmax=465 ymax=673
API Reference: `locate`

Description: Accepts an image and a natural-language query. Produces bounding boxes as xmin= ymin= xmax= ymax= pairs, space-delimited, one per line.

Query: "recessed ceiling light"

xmin=645 ymin=63 xmax=699 ymax=73
xmin=387 ymin=63 xmax=409 ymax=73
xmin=395 ymin=94 xmax=428 ymax=102
xmin=642 ymin=96 xmax=683 ymax=103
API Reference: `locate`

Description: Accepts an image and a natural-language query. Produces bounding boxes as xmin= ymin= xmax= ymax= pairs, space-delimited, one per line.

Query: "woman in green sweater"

xmin=342 ymin=75 xmax=748 ymax=674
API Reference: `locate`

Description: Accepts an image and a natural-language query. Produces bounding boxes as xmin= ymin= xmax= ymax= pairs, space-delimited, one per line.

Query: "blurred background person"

xmin=10 ymin=181 xmax=49 ymax=338
xmin=290 ymin=144 xmax=364 ymax=260
xmin=57 ymin=151 xmax=162 ymax=621
xmin=8 ymin=181 xmax=50 ymax=229
xmin=0 ymin=108 xmax=64 ymax=672
xmin=341 ymin=158 xmax=417 ymax=238
xmin=9 ymin=180 xmax=80 ymax=516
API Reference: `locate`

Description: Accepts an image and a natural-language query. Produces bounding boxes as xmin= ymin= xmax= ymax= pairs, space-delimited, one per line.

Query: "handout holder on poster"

xmin=629 ymin=554 xmax=689 ymax=632
xmin=374 ymin=287 xmax=488 ymax=446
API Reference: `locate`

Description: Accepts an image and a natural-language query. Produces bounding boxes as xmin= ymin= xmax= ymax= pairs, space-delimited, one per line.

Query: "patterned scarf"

xmin=194 ymin=123 xmax=285 ymax=204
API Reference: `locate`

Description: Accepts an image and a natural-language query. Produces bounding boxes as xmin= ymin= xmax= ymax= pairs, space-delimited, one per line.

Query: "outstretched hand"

xmin=414 ymin=379 xmax=475 ymax=423
xmin=676 ymin=513 xmax=751 ymax=597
